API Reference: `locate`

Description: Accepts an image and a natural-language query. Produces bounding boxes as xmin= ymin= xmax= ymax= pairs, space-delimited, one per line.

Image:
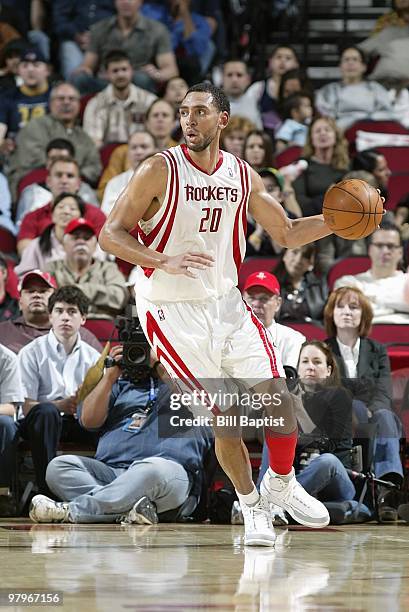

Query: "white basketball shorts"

xmin=135 ymin=286 xmax=285 ymax=415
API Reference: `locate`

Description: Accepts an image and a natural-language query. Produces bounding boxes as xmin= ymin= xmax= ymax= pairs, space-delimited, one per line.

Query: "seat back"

xmin=345 ymin=120 xmax=409 ymax=155
xmin=327 ymin=256 xmax=371 ymax=291
xmin=286 ymin=322 xmax=326 ymax=341
xmin=238 ymin=256 xmax=279 ymax=291
xmin=275 ymin=146 xmax=302 ymax=168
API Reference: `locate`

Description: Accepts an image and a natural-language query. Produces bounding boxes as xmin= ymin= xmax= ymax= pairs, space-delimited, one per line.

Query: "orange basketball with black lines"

xmin=322 ymin=179 xmax=384 ymax=240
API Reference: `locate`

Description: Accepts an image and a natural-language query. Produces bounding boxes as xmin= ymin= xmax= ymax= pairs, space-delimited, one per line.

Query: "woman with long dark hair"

xmin=15 ymin=193 xmax=85 ymax=277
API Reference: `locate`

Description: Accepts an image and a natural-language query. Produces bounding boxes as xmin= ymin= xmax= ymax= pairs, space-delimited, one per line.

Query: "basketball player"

xmin=99 ymin=83 xmax=333 ymax=546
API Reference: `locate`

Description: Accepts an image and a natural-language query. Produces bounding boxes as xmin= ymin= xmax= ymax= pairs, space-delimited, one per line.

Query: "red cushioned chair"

xmin=238 ymin=256 xmax=279 ymax=291
xmin=345 ymin=120 xmax=409 ymax=156
xmin=79 ymin=93 xmax=95 ymax=123
xmin=275 ymin=146 xmax=302 ymax=169
xmin=83 ymin=319 xmax=118 ymax=342
xmin=327 ymin=256 xmax=371 ymax=291
xmin=0 ymin=227 xmax=17 ymax=254
xmin=100 ymin=143 xmax=123 ymax=169
xmin=17 ymin=167 xmax=48 ymax=197
xmin=386 ymin=175 xmax=409 ymax=210
xmin=370 ymin=325 xmax=409 ymax=345
xmin=5 ymin=259 xmax=19 ymax=298
xmin=286 ymin=322 xmax=326 ymax=341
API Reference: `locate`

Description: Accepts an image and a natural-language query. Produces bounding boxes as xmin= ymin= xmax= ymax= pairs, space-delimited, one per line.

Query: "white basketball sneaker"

xmin=29 ymin=495 xmax=71 ymax=523
xmin=242 ymin=495 xmax=276 ymax=547
xmin=260 ymin=468 xmax=330 ymax=528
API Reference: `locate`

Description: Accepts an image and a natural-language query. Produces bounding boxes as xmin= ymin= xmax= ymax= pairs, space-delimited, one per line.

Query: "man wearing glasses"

xmin=335 ymin=221 xmax=409 ymax=324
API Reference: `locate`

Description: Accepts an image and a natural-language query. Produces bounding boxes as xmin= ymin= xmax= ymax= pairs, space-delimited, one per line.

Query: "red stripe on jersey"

xmin=181 ymin=143 xmax=223 ymax=175
xmin=145 ymin=311 xmax=222 ymax=415
xmin=241 ymin=163 xmax=249 ymax=237
xmin=154 ymin=150 xmax=179 ymax=254
xmin=245 ymin=302 xmax=280 ymax=378
xmin=232 ymin=158 xmax=249 ymax=274
xmin=140 ymin=150 xmax=179 ymax=278
xmin=137 ymin=151 xmax=175 ymax=249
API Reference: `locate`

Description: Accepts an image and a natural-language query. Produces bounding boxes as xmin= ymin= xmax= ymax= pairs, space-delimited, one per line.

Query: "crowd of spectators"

xmin=0 ymin=0 xmax=408 ymax=524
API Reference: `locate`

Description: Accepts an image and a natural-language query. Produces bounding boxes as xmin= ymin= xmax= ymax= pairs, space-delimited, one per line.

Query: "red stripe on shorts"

xmin=145 ymin=311 xmax=222 ymax=415
xmin=245 ymin=303 xmax=280 ymax=377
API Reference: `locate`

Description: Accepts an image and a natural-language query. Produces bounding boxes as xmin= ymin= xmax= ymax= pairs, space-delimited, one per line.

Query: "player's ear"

xmin=219 ymin=112 xmax=229 ymax=130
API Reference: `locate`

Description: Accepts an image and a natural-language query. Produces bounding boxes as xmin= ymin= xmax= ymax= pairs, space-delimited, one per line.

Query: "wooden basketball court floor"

xmin=1 ymin=520 xmax=409 ymax=611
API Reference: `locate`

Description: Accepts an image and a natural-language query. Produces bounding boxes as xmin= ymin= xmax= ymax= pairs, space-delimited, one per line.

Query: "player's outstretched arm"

xmin=99 ymin=155 xmax=214 ymax=277
xmin=248 ymin=169 xmax=333 ymax=248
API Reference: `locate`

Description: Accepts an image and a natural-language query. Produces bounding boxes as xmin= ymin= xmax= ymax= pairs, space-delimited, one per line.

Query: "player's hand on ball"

xmin=161 ymin=252 xmax=215 ymax=278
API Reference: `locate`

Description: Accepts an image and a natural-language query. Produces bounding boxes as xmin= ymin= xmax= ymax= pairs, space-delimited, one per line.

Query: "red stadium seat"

xmin=275 ymin=146 xmax=302 ymax=169
xmin=345 ymin=120 xmax=409 ymax=156
xmin=286 ymin=322 xmax=326 ymax=341
xmin=238 ymin=256 xmax=279 ymax=291
xmin=5 ymin=259 xmax=19 ymax=298
xmin=370 ymin=325 xmax=409 ymax=344
xmin=0 ymin=227 xmax=17 ymax=254
xmin=376 ymin=147 xmax=409 ymax=173
xmin=83 ymin=319 xmax=118 ymax=342
xmin=79 ymin=93 xmax=95 ymax=122
xmin=100 ymin=143 xmax=123 ymax=169
xmin=327 ymin=256 xmax=371 ymax=291
xmin=386 ymin=175 xmax=409 ymax=210
xmin=17 ymin=168 xmax=48 ymax=197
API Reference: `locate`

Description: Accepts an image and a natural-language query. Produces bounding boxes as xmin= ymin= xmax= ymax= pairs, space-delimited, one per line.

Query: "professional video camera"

xmin=105 ymin=305 xmax=151 ymax=381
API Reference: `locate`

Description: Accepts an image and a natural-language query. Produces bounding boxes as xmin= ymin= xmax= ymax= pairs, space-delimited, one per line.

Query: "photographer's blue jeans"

xmin=352 ymin=400 xmax=403 ymax=479
xmin=0 ymin=415 xmax=18 ymax=487
xmin=46 ymin=454 xmax=190 ymax=523
xmin=257 ymin=445 xmax=355 ymax=501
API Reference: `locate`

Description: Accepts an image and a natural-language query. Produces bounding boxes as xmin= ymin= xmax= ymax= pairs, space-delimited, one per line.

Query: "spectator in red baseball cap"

xmin=243 ymin=271 xmax=305 ymax=369
xmin=46 ymin=218 xmax=128 ymax=320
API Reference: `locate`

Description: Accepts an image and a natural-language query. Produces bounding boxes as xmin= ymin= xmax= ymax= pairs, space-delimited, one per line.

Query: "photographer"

xmin=29 ymin=326 xmax=213 ymax=524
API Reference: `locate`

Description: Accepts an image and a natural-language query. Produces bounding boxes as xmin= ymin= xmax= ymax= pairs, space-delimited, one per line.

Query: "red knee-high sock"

xmin=265 ymin=428 xmax=298 ymax=475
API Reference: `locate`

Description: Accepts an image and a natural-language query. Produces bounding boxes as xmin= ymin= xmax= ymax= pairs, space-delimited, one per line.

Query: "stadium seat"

xmin=275 ymin=146 xmax=302 ymax=169
xmin=376 ymin=147 xmax=409 ymax=174
xmin=286 ymin=322 xmax=326 ymax=341
xmin=17 ymin=168 xmax=48 ymax=197
xmin=0 ymin=228 xmax=17 ymax=254
xmin=83 ymin=319 xmax=118 ymax=342
xmin=387 ymin=346 xmax=409 ymax=371
xmin=238 ymin=256 xmax=279 ymax=290
xmin=79 ymin=93 xmax=96 ymax=122
xmin=387 ymin=175 xmax=409 ymax=210
xmin=5 ymin=260 xmax=19 ymax=298
xmin=370 ymin=325 xmax=409 ymax=345
xmin=327 ymin=256 xmax=371 ymax=290
xmin=345 ymin=120 xmax=409 ymax=156
xmin=100 ymin=143 xmax=123 ymax=169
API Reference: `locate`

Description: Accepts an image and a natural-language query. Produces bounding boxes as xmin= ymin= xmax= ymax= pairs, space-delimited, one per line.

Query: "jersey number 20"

xmin=199 ymin=207 xmax=222 ymax=233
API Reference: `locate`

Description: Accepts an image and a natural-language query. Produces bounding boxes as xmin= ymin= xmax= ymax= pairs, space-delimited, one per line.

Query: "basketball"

xmin=322 ymin=178 xmax=384 ymax=240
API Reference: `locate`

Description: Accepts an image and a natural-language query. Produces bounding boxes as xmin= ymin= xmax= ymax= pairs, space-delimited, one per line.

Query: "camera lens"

xmin=125 ymin=345 xmax=147 ymax=365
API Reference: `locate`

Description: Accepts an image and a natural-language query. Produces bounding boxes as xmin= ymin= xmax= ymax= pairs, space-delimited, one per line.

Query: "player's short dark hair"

xmin=48 ymin=286 xmax=89 ymax=316
xmin=104 ymin=49 xmax=131 ymax=68
xmin=46 ymin=138 xmax=75 ymax=157
xmin=184 ymin=82 xmax=230 ymax=115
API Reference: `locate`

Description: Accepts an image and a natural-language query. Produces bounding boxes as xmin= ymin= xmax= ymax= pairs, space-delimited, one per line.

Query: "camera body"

xmin=106 ymin=305 xmax=151 ymax=381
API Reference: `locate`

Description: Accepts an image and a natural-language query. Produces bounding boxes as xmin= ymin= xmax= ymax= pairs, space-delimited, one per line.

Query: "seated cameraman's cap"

xmin=19 ymin=270 xmax=57 ymax=292
xmin=244 ymin=271 xmax=281 ymax=296
xmin=258 ymin=167 xmax=285 ymax=191
xmin=64 ymin=217 xmax=96 ymax=235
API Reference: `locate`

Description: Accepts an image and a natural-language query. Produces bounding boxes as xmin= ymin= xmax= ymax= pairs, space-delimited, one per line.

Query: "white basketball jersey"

xmin=134 ymin=144 xmax=251 ymax=302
